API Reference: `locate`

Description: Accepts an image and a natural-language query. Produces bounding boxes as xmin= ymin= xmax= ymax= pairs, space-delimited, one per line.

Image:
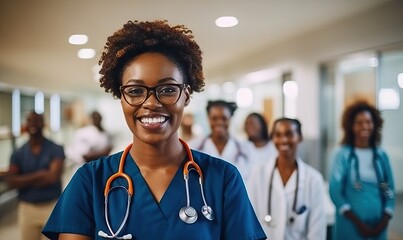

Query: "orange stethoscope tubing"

xmin=99 ymin=139 xmax=214 ymax=239
xmin=103 ymin=143 xmax=134 ymax=197
xmin=99 ymin=143 xmax=134 ymax=239
xmin=181 ymin=138 xmax=203 ymax=181
xmin=103 ymin=138 xmax=200 ymax=197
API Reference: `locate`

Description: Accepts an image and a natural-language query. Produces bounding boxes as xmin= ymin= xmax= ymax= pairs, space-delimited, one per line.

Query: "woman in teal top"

xmin=329 ymin=101 xmax=395 ymax=240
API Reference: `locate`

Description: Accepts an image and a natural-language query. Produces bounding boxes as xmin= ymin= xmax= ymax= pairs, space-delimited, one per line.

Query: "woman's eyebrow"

xmin=125 ymin=77 xmax=178 ymax=85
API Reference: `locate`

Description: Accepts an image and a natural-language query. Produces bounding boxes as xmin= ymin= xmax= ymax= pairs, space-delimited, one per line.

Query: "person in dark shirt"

xmin=6 ymin=111 xmax=65 ymax=240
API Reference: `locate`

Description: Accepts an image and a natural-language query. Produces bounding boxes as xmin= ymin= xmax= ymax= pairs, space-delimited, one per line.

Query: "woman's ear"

xmin=184 ymin=85 xmax=191 ymax=107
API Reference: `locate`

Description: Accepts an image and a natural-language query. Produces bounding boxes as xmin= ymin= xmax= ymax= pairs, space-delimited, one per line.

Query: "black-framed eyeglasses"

xmin=120 ymin=83 xmax=188 ymax=106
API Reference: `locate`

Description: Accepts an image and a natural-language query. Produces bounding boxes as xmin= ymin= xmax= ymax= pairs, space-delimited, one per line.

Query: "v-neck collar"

xmin=125 ymin=153 xmax=187 ymax=222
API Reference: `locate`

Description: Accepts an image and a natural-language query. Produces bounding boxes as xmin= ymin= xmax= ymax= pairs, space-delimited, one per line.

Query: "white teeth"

xmin=140 ymin=116 xmax=166 ymax=124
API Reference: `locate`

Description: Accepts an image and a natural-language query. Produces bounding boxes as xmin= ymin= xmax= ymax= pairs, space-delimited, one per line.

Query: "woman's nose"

xmin=142 ymin=91 xmax=162 ymax=108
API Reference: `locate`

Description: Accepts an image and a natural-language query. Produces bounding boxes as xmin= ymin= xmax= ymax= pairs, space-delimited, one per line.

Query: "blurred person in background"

xmin=189 ymin=100 xmax=250 ymax=180
xmin=244 ymin=112 xmax=277 ymax=166
xmin=247 ymin=117 xmax=326 ymax=239
xmin=5 ymin=111 xmax=65 ymax=240
xmin=329 ymin=101 xmax=395 ymax=240
xmin=66 ymin=110 xmax=113 ymax=175
xmin=179 ymin=112 xmax=202 ymax=142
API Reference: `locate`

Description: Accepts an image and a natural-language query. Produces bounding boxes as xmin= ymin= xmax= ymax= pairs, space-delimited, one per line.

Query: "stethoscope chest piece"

xmin=264 ymin=215 xmax=276 ymax=227
xmin=179 ymin=206 xmax=198 ymax=224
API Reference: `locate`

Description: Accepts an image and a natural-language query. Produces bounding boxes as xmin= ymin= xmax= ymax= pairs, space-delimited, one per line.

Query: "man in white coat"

xmin=66 ymin=111 xmax=113 ymax=176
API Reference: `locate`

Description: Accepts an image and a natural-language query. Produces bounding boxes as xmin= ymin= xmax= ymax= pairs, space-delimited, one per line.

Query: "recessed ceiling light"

xmin=215 ymin=16 xmax=238 ymax=28
xmin=77 ymin=48 xmax=96 ymax=59
xmin=69 ymin=34 xmax=88 ymax=45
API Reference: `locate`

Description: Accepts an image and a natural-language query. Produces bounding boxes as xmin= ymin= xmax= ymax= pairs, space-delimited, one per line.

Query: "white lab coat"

xmin=248 ymin=141 xmax=278 ymax=166
xmin=188 ymin=136 xmax=250 ymax=181
xmin=66 ymin=125 xmax=112 ymax=173
xmin=247 ymin=157 xmax=326 ymax=240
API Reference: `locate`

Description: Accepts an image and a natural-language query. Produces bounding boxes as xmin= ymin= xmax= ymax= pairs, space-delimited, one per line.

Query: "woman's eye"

xmin=159 ymin=86 xmax=178 ymax=94
xmin=126 ymin=87 xmax=145 ymax=96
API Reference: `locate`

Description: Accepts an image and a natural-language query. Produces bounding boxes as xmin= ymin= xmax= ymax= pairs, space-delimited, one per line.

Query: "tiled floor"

xmin=1 ymin=192 xmax=403 ymax=239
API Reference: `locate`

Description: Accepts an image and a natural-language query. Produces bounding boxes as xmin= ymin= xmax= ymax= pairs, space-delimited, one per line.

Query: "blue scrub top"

xmin=43 ymin=149 xmax=266 ymax=240
xmin=10 ymin=138 xmax=65 ymax=203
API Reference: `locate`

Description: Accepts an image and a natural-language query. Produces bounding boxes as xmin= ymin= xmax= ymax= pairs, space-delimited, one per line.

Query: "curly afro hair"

xmin=341 ymin=100 xmax=383 ymax=147
xmin=98 ymin=20 xmax=205 ymax=99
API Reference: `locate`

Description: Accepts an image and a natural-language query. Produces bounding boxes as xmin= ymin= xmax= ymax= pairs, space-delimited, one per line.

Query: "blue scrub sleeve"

xmin=42 ymin=166 xmax=95 ymax=239
xmin=222 ymin=167 xmax=266 ymax=240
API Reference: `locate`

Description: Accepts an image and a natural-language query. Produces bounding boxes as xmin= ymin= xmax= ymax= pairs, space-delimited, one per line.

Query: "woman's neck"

xmin=276 ymin=156 xmax=297 ymax=185
xmin=252 ymin=139 xmax=269 ymax=148
xmin=276 ymin=156 xmax=296 ymax=169
xmin=354 ymin=138 xmax=370 ymax=148
xmin=131 ymin=138 xmax=185 ymax=169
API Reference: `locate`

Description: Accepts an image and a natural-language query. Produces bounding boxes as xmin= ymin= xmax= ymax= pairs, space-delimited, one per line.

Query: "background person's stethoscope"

xmin=264 ymin=160 xmax=307 ymax=227
xmin=98 ymin=139 xmax=214 ymax=239
xmin=348 ymin=148 xmax=394 ymax=199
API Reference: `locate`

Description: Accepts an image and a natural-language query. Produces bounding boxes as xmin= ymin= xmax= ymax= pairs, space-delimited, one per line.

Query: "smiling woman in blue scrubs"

xmin=42 ymin=20 xmax=266 ymax=240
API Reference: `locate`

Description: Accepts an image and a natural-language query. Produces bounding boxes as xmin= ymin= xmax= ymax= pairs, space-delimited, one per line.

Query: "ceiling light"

xmin=78 ymin=48 xmax=96 ymax=59
xmin=69 ymin=34 xmax=88 ymax=45
xmin=215 ymin=16 xmax=238 ymax=28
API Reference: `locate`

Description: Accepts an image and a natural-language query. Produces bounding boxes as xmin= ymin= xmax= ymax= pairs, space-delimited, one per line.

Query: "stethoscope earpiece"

xmin=179 ymin=206 xmax=198 ymax=224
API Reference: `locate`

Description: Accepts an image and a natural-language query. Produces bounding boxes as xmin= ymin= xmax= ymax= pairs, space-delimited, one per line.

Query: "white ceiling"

xmin=0 ymin=0 xmax=391 ymax=96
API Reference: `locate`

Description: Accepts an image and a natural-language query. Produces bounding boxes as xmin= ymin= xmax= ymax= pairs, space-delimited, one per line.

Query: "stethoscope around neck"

xmin=264 ymin=159 xmax=307 ymax=227
xmin=98 ymin=139 xmax=214 ymax=239
xmin=349 ymin=148 xmax=394 ymax=199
